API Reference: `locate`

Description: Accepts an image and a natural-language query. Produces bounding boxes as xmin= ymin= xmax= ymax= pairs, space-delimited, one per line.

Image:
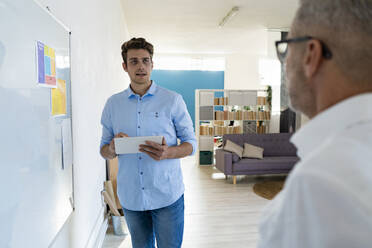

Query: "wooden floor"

xmin=102 ymin=156 xmax=281 ymax=248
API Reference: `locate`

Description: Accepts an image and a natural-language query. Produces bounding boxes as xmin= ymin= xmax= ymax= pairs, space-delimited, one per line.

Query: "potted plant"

xmin=266 ymin=85 xmax=272 ymax=110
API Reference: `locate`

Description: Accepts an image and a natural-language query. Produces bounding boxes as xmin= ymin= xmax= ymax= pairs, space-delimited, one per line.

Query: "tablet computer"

xmin=114 ymin=136 xmax=163 ymax=154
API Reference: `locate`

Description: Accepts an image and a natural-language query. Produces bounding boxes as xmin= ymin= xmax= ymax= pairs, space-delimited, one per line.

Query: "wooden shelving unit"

xmin=195 ymin=89 xmax=270 ymax=166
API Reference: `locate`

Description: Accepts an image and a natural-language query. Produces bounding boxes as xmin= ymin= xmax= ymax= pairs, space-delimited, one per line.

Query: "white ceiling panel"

xmin=121 ymin=0 xmax=298 ymax=54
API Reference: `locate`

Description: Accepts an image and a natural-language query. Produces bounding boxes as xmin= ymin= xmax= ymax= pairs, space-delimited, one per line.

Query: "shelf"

xmin=196 ymin=89 xmax=271 ymax=166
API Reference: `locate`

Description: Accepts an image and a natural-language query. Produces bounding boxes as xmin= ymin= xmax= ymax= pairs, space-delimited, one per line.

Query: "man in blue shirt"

xmin=100 ymin=37 xmax=196 ymax=248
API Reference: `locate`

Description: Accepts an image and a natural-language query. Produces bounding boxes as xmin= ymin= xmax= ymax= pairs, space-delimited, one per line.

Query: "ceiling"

xmin=121 ymin=0 xmax=299 ymax=55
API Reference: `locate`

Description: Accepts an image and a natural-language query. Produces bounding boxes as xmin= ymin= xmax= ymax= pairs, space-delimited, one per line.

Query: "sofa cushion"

xmin=233 ymin=156 xmax=300 ymax=173
xmin=224 ymin=139 xmax=243 ymax=158
xmin=243 ymin=143 xmax=264 ymax=159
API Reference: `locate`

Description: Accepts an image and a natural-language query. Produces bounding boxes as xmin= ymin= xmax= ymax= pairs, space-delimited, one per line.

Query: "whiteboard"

xmin=0 ymin=0 xmax=74 ymax=247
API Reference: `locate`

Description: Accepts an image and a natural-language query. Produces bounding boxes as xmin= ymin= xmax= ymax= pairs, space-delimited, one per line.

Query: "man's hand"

xmin=108 ymin=132 xmax=128 ymax=154
xmin=139 ymin=137 xmax=170 ymax=161
xmin=101 ymin=132 xmax=128 ymax=160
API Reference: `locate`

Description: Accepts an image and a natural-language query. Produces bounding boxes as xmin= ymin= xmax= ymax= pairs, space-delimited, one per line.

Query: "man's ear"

xmin=303 ymin=40 xmax=323 ymax=79
xmin=122 ymin=62 xmax=128 ymax=72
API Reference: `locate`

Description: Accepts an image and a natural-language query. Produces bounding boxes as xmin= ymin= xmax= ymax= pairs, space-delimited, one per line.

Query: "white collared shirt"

xmin=258 ymin=93 xmax=372 ymax=248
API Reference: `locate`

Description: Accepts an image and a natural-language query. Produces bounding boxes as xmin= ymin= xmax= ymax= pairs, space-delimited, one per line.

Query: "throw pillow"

xmin=243 ymin=143 xmax=264 ymax=159
xmin=224 ymin=140 xmax=243 ymax=158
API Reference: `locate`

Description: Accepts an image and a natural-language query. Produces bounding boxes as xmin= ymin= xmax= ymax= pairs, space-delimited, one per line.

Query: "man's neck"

xmin=314 ymin=72 xmax=370 ymax=116
xmin=130 ymin=81 xmax=152 ymax=97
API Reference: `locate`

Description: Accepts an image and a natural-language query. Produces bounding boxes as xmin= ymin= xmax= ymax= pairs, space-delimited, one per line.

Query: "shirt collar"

xmin=291 ymin=93 xmax=372 ymax=158
xmin=125 ymin=81 xmax=157 ymax=98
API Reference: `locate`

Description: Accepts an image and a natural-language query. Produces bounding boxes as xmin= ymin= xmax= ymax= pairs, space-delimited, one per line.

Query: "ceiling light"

xmin=219 ymin=6 xmax=240 ymax=27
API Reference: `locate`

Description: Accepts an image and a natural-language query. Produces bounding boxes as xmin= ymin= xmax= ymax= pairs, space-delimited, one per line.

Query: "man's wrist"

xmin=109 ymin=147 xmax=116 ymax=156
xmin=102 ymin=144 xmax=117 ymax=160
xmin=110 ymin=148 xmax=117 ymax=159
xmin=165 ymin=146 xmax=173 ymax=160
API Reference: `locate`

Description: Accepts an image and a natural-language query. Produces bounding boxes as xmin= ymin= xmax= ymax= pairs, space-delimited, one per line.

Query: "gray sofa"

xmin=215 ymin=133 xmax=299 ymax=184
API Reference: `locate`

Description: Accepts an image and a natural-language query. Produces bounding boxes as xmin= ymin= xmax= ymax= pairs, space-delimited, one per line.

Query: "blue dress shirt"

xmin=100 ymin=82 xmax=196 ymax=211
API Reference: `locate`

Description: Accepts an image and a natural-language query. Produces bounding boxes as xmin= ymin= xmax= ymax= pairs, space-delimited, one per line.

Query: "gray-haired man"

xmin=258 ymin=1 xmax=372 ymax=247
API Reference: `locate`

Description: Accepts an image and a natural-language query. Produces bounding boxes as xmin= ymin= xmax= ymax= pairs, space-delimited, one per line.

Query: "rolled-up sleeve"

xmin=172 ymin=94 xmax=197 ymax=155
xmin=100 ymin=99 xmax=114 ymax=150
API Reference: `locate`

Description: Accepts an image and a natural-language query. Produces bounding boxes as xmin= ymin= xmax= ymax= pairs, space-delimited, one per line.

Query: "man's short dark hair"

xmin=121 ymin=37 xmax=154 ymax=64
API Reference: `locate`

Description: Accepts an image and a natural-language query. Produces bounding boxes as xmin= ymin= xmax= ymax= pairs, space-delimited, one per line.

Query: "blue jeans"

xmin=122 ymin=195 xmax=184 ymax=248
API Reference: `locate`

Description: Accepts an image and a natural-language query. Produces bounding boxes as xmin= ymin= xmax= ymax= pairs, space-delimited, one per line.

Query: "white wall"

xmin=35 ymin=0 xmax=130 ymax=247
xmin=224 ymin=30 xmax=282 ymax=132
xmin=266 ymin=31 xmax=282 ymax=133
xmin=223 ymin=29 xmax=266 ymax=90
xmin=153 ymin=54 xmax=225 ymax=71
xmin=224 ymin=30 xmax=281 ymax=90
xmin=225 ymin=53 xmax=262 ymax=90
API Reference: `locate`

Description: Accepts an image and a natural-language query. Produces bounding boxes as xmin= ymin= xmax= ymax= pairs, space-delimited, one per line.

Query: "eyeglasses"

xmin=275 ymin=36 xmax=333 ymax=63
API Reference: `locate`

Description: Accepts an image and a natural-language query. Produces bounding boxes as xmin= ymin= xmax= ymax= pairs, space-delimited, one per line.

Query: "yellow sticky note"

xmin=50 ymin=48 xmax=56 ymax=59
xmin=44 ymin=45 xmax=50 ymax=57
xmin=51 ymin=79 xmax=66 ymax=115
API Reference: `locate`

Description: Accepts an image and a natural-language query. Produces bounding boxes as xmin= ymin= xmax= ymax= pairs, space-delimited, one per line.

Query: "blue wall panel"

xmin=151 ymin=70 xmax=224 ymax=127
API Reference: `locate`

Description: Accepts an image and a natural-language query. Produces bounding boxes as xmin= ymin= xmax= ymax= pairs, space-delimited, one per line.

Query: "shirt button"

xmin=142 ymin=187 xmax=145 ymax=190
xmin=138 ymin=126 xmax=140 ymax=128
xmin=140 ymin=172 xmax=143 ymax=175
xmin=139 ymin=156 xmax=142 ymax=160
xmin=138 ymin=111 xmax=141 ymax=114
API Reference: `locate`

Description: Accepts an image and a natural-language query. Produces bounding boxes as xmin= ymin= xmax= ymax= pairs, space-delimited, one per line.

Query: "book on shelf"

xmin=198 ymin=91 xmax=268 ymax=107
xmin=199 ymin=125 xmax=214 ymax=136
xmin=200 ymin=125 xmax=243 ymax=136
xmin=214 ymin=110 xmax=271 ymax=121
xmin=214 ymin=120 xmax=225 ymax=126
xmin=257 ymin=96 xmax=267 ymax=105
xmin=257 ymin=125 xmax=267 ymax=134
xmin=214 ymin=97 xmax=228 ymax=105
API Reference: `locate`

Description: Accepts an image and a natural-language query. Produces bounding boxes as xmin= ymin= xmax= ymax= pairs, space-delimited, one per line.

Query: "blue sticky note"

xmin=45 ymin=56 xmax=51 ymax=76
